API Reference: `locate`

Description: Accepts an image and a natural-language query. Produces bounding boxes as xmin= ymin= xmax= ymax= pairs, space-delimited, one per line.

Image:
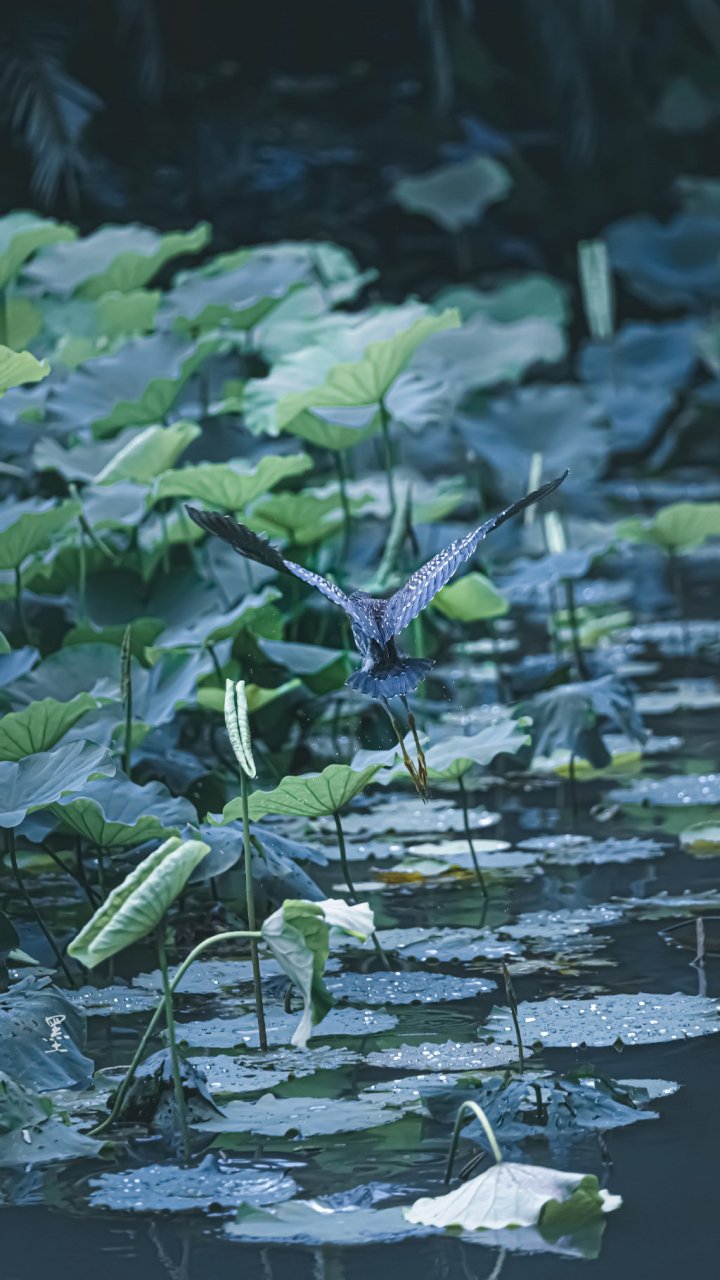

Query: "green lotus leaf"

xmin=3 ymin=297 xmax=43 ymax=350
xmin=0 ymin=346 xmax=50 ymax=397
xmin=261 ymin=897 xmax=375 ymax=1047
xmin=46 ymin=331 xmax=227 ymax=436
xmin=0 ymin=739 xmax=115 ymax=828
xmin=245 ymin=486 xmax=371 ymax=545
xmin=26 ymin=221 xmax=210 ymax=298
xmin=0 ymin=498 xmax=80 ymax=571
xmin=436 ymin=274 xmax=569 ymax=327
xmin=617 ymin=501 xmax=720 ymax=553
xmin=94 ymin=289 xmax=161 ymax=340
xmin=431 ymin=572 xmax=509 ymax=622
xmin=162 ymin=247 xmax=309 ymax=331
xmin=423 ymin=720 xmax=530 ymax=781
xmin=153 ymin=452 xmax=312 ymax=509
xmin=220 ymin=763 xmax=380 ymax=824
xmin=68 ymin=836 xmax=210 ymax=967
xmin=52 ymin=776 xmax=197 ymax=849
xmin=394 ymin=156 xmax=513 ymax=232
xmin=0 ymin=212 xmax=76 ymax=290
xmin=95 ymin=420 xmax=200 ymax=485
xmin=0 ymin=692 xmax=97 ymax=762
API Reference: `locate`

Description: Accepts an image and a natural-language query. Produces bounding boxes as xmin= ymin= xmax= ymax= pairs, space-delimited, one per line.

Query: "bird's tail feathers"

xmin=347 ymin=657 xmax=434 ymax=699
xmin=185 ymin=506 xmax=287 ymax=572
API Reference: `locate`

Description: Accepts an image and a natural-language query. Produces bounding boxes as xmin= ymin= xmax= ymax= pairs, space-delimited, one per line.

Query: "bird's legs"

xmin=380 ymin=698 xmax=426 ymax=798
xmin=400 ymin=694 xmax=428 ymax=794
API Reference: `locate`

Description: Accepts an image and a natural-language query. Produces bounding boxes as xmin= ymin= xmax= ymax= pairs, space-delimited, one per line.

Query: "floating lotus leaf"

xmin=89 ymin=1153 xmax=296 ymax=1213
xmin=26 ymin=221 xmax=210 ymax=297
xmin=482 ymin=993 xmax=720 ymax=1049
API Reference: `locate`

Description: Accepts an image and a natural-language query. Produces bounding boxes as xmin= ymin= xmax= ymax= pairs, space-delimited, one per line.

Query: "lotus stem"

xmin=241 ymin=770 xmax=268 ymax=1051
xmin=457 ymin=775 xmax=487 ymax=896
xmin=7 ymin=828 xmax=76 ymax=986
xmin=14 ymin=566 xmax=28 ymax=645
xmin=334 ymin=450 xmax=352 ymax=552
xmin=400 ymin=695 xmax=429 ymax=794
xmin=333 ymin=810 xmax=391 ymax=970
xmin=120 ymin=626 xmax=133 ymax=778
xmin=563 ymin=579 xmax=586 ymax=680
xmin=501 ymin=958 xmax=525 ymax=1072
xmin=445 ymin=1100 xmax=503 ymax=1183
xmin=88 ymin=928 xmax=260 ymax=1136
xmin=156 ymin=929 xmax=191 ymax=1164
xmin=379 ymin=399 xmax=397 ymax=518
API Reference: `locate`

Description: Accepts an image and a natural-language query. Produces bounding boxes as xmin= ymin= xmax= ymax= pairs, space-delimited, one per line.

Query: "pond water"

xmin=3 ymin=588 xmax=719 ymax=1279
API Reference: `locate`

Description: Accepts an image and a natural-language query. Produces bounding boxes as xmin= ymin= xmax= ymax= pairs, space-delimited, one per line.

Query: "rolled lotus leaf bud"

xmin=224 ymin=678 xmax=256 ymax=778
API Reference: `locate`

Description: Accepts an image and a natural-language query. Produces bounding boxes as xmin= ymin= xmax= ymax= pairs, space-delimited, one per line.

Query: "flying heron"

xmin=187 ymin=469 xmax=567 ymax=791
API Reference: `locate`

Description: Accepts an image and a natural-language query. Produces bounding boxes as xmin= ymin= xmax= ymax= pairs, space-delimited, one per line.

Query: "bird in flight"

xmin=187 ymin=470 xmax=567 ymax=791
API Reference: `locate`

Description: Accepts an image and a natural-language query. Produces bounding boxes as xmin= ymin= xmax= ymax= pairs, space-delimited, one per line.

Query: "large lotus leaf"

xmin=253 ymin=282 xmax=374 ymax=364
xmin=34 ymin=427 xmax=153 ymax=482
xmin=147 ymin=588 xmax=280 ymax=656
xmin=579 ymin=319 xmax=699 ymax=392
xmin=405 ymin=1163 xmax=620 ymax=1232
xmin=0 ymin=498 xmax=80 ymax=571
xmin=246 ymin=307 xmax=459 ymax=445
xmin=327 ymin=970 xmax=492 ymax=1006
xmin=94 ymin=288 xmax=161 ymax=339
xmin=498 ymin=543 xmax=612 ymax=599
xmin=79 ymin=481 xmax=150 ymax=531
xmin=0 ymin=345 xmax=50 ymax=396
xmin=89 ymin=1153 xmax=296 ymax=1213
xmin=608 ymin=773 xmax=720 ymax=809
xmin=6 ymin=643 xmax=122 ymax=707
xmin=0 ymin=212 xmax=76 ymax=289
xmin=436 ymin=275 xmax=568 ymax=328
xmin=196 ymin=1091 xmax=410 ymax=1139
xmin=245 ymin=486 xmax=370 ymax=544
xmin=0 ymin=981 xmax=93 ymax=1090
xmin=68 ymin=836 xmax=210 ymax=967
xmin=522 ymin=677 xmax=644 ymax=768
xmin=45 ymin=331 xmax=225 ymax=436
xmin=133 ymin=649 xmax=218 ymax=724
xmin=226 ymin=1199 xmax=425 ymax=1246
xmin=617 ymin=502 xmax=720 ymax=553
xmin=176 ymin=1007 xmax=396 ymax=1051
xmin=221 ymin=764 xmax=380 ymax=824
xmin=3 ymin=296 xmax=43 ymax=350
xmin=483 ymin=993 xmax=720 ymax=1049
xmin=423 ymin=720 xmax=530 ymax=781
xmin=153 ymin=452 xmax=312 ymax=509
xmin=161 ymin=248 xmax=310 ymax=331
xmin=365 ymin=1041 xmax=521 ymax=1072
xmin=26 ymin=221 xmax=210 ymax=298
xmin=394 ymin=156 xmax=512 ymax=232
xmin=457 ymin=386 xmax=607 ymax=497
xmin=0 ymin=646 xmax=38 ymax=689
xmin=0 ymin=1070 xmax=53 ymax=1135
xmin=431 ymin=572 xmax=509 ymax=622
xmin=0 ymin=693 xmax=97 ymax=761
xmin=52 ymin=776 xmax=197 ymax=848
xmin=387 ymin=315 xmax=565 ymax=431
xmin=606 ymin=212 xmax=720 ymax=309
xmin=0 ymin=1118 xmax=103 ymax=1168
xmin=94 ymin=420 xmax=200 ymax=485
xmin=261 ymin=897 xmax=375 ymax=1048
xmin=0 ymin=739 xmax=115 ymax=827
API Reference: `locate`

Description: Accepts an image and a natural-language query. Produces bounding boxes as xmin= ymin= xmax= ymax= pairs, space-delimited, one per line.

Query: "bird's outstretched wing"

xmin=380 ymin=471 xmax=568 ymax=641
xmin=185 ymin=506 xmax=371 ymax=632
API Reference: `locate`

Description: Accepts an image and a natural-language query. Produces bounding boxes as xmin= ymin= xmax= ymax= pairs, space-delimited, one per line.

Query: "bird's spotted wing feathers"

xmin=185 ymin=505 xmax=369 ymax=630
xmin=380 ymin=471 xmax=568 ymax=640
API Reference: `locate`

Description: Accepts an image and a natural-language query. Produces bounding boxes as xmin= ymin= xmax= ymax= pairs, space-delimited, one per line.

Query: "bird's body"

xmin=186 ymin=470 xmax=567 ymax=701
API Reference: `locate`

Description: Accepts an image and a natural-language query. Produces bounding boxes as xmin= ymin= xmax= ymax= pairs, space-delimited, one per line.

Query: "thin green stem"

xmin=501 ymin=959 xmax=525 ymax=1072
xmin=77 ymin=519 xmax=87 ymax=619
xmin=563 ymin=579 xmax=586 ymax=680
xmin=334 ymin=450 xmax=352 ymax=553
xmin=457 ymin=774 xmax=487 ymax=896
xmin=14 ymin=566 xmax=28 ymax=645
xmin=121 ymin=626 xmax=133 ymax=778
xmin=379 ymin=400 xmax=397 ymax=517
xmin=241 ymin=771 xmax=267 ymax=1050
xmin=207 ymin=642 xmax=224 ymax=687
xmin=333 ymin=811 xmax=391 ymax=970
xmin=444 ymin=1100 xmax=503 ymax=1184
xmin=7 ymin=828 xmax=76 ymax=986
xmin=157 ymin=929 xmax=191 ymax=1164
xmin=88 ymin=930 xmax=260 ymax=1136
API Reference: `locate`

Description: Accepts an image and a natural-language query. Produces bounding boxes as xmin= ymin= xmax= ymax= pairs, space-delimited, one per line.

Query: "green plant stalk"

xmin=207 ymin=642 xmax=225 ymax=687
xmin=501 ymin=959 xmax=525 ymax=1072
xmin=14 ymin=566 xmax=28 ymax=645
xmin=457 ymin=775 xmax=488 ymax=896
xmin=89 ymin=928 xmax=261 ymax=1137
xmin=568 ymin=752 xmax=579 ymax=825
xmin=379 ymin=399 xmax=397 ymax=517
xmin=121 ymin=636 xmax=133 ymax=778
xmin=444 ymin=1100 xmax=503 ymax=1183
xmin=241 ymin=770 xmax=268 ymax=1051
xmin=7 ymin=828 xmax=76 ymax=986
xmin=333 ymin=810 xmax=391 ymax=970
xmin=563 ymin=579 xmax=586 ymax=680
xmin=77 ymin=519 xmax=87 ymax=619
xmin=333 ymin=450 xmax=352 ymax=552
xmin=156 ymin=928 xmax=191 ymax=1164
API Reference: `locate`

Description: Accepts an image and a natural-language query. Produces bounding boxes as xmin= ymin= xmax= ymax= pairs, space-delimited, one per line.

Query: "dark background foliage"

xmin=3 ymin=0 xmax=720 ymax=291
